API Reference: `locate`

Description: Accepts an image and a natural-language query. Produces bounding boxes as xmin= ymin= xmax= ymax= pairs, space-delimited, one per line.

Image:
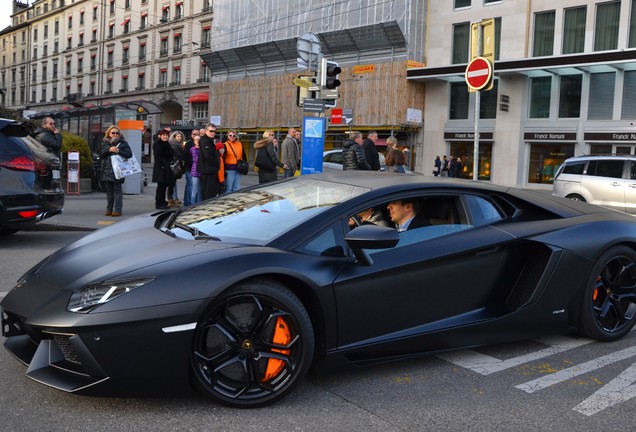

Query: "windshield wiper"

xmin=173 ymin=221 xmax=220 ymax=241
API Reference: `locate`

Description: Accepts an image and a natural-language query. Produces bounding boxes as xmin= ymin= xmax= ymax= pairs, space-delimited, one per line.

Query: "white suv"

xmin=552 ymin=155 xmax=636 ymax=214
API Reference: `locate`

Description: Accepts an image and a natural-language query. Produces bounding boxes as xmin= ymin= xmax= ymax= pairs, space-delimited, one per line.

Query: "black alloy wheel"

xmin=580 ymin=246 xmax=636 ymax=341
xmin=191 ymin=279 xmax=314 ymax=407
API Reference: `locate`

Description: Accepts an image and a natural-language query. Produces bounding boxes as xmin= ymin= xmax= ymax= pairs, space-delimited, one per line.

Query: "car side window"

xmin=562 ymin=162 xmax=585 ymax=175
xmin=586 ymin=160 xmax=624 ymax=179
xmin=324 ymin=152 xmax=343 ymax=165
xmin=464 ymin=195 xmax=503 ymax=226
xmin=297 ymin=221 xmax=347 ymax=257
xmin=631 ymin=162 xmax=636 ymax=180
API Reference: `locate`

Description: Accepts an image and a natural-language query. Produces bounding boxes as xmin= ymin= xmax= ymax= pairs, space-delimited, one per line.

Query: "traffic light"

xmin=320 ymin=58 xmax=341 ymax=107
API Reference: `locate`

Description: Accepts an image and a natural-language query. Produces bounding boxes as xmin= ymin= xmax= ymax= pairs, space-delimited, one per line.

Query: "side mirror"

xmin=345 ymin=225 xmax=399 ymax=266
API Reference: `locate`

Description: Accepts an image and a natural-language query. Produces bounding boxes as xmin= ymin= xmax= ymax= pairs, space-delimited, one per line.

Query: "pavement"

xmin=32 ymin=171 xmax=261 ymax=232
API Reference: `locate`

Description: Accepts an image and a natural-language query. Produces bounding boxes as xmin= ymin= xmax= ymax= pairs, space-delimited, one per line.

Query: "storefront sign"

xmin=523 ymin=132 xmax=576 ymax=141
xmin=353 ymin=64 xmax=375 ymax=74
xmin=171 ymin=119 xmax=195 ymax=126
xmin=444 ymin=132 xmax=493 ymax=140
xmin=584 ymin=132 xmax=636 ymax=141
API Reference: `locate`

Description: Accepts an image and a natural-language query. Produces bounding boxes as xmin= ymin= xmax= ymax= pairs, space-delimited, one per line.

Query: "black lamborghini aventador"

xmin=3 ymin=171 xmax=636 ymax=407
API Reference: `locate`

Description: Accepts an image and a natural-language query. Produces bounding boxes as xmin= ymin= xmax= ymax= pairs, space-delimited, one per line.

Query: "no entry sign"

xmin=465 ymin=57 xmax=493 ymax=90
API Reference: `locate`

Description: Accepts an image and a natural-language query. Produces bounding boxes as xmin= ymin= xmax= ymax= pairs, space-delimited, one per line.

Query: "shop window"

xmin=533 ymin=11 xmax=555 ymax=57
xmin=529 ymin=77 xmax=551 ymax=118
xmin=493 ymin=17 xmax=501 ymax=60
xmin=452 ymin=22 xmax=470 ymax=64
xmin=449 ymin=82 xmax=469 ymax=120
xmin=594 ymin=1 xmax=620 ymax=51
xmin=630 ymin=0 xmax=636 ymax=48
xmin=563 ymin=6 xmax=586 ymax=54
xmin=590 ymin=144 xmax=612 ymax=155
xmin=479 ymin=80 xmax=498 ymax=119
xmin=558 ymin=75 xmax=581 ymax=118
xmin=528 ymin=143 xmax=574 ymax=184
xmin=588 ymin=72 xmax=615 ymax=120
xmin=622 ymin=71 xmax=636 ymax=119
xmin=449 ymin=142 xmax=492 ymax=180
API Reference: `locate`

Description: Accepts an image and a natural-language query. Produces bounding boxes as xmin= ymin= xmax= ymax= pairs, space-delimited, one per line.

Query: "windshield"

xmin=171 ymin=177 xmax=370 ymax=243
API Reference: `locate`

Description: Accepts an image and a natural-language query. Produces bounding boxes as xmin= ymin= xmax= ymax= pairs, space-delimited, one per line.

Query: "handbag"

xmin=111 ymin=153 xmax=142 ymax=179
xmin=228 ymin=143 xmax=248 ymax=175
xmin=170 ymin=158 xmax=183 ymax=179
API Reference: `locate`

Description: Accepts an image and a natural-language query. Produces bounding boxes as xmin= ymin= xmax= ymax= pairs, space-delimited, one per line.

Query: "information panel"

xmin=300 ymin=117 xmax=326 ymax=175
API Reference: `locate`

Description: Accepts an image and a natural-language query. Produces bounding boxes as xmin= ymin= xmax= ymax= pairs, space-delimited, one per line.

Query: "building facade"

xmin=0 ymin=0 xmax=214 ymax=144
xmin=409 ymin=0 xmax=636 ymax=188
xmin=200 ymin=0 xmax=428 ymax=164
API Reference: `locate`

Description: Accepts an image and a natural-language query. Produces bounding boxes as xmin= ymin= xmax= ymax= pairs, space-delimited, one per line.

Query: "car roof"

xmin=307 ymin=170 xmax=507 ymax=192
xmin=565 ymin=154 xmax=636 ymax=162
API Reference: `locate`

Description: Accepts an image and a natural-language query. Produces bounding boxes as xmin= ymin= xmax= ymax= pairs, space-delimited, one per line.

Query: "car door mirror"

xmin=345 ymin=225 xmax=399 ymax=266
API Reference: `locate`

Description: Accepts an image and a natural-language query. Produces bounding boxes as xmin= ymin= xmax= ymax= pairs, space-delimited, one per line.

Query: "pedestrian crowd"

xmin=435 ymin=154 xmax=463 ymax=178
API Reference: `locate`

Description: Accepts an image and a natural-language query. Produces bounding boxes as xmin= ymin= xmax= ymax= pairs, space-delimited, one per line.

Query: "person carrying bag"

xmin=100 ymin=125 xmax=133 ymax=217
xmin=254 ymin=130 xmax=287 ymax=184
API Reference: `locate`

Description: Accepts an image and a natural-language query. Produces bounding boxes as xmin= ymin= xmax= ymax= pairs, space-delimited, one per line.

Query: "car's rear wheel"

xmin=566 ymin=194 xmax=586 ymax=202
xmin=580 ymin=246 xmax=636 ymax=341
xmin=191 ymin=279 xmax=314 ymax=407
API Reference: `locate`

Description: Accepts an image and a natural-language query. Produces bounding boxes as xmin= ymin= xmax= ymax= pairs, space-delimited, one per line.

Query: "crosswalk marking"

xmin=436 ymin=335 xmax=592 ymax=375
xmin=573 ymin=362 xmax=636 ymax=416
xmin=515 ymin=345 xmax=636 ymax=393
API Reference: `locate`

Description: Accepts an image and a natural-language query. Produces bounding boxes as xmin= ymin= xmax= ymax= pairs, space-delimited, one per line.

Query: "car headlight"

xmin=67 ymin=277 xmax=155 ymax=313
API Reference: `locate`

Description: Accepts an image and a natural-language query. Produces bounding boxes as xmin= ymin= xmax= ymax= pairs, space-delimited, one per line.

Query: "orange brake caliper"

xmin=262 ymin=316 xmax=292 ymax=382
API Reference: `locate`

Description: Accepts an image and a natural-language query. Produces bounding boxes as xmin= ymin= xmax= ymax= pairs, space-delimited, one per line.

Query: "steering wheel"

xmin=350 ymin=215 xmax=363 ymax=227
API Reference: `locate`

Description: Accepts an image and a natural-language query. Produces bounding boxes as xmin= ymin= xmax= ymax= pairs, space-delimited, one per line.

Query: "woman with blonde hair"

xmin=100 ymin=125 xmax=133 ymax=216
xmin=254 ymin=130 xmax=287 ymax=184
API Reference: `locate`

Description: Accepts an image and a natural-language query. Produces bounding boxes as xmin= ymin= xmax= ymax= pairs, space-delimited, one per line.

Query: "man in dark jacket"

xmin=181 ymin=129 xmax=199 ymax=206
xmin=33 ymin=117 xmax=62 ymax=158
xmin=362 ymin=130 xmax=380 ymax=171
xmin=198 ymin=124 xmax=220 ymax=200
xmin=152 ymin=129 xmax=174 ymax=210
xmin=342 ymin=131 xmax=370 ymax=170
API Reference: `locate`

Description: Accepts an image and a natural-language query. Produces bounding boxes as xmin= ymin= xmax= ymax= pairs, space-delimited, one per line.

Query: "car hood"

xmin=1 ymin=214 xmax=238 ymax=317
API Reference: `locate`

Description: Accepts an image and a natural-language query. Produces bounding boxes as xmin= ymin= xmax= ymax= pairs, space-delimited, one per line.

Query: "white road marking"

xmin=515 ymin=345 xmax=636 ymax=393
xmin=573 ymin=362 xmax=636 ymax=416
xmin=436 ymin=335 xmax=592 ymax=375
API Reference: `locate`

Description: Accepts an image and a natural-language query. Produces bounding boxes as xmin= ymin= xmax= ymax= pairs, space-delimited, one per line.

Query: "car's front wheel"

xmin=191 ymin=279 xmax=314 ymax=407
xmin=580 ymin=246 xmax=636 ymax=341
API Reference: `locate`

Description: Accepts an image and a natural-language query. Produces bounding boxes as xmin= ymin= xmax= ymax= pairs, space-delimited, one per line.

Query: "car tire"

xmin=566 ymin=194 xmax=586 ymax=202
xmin=191 ymin=278 xmax=314 ymax=407
xmin=579 ymin=245 xmax=636 ymax=341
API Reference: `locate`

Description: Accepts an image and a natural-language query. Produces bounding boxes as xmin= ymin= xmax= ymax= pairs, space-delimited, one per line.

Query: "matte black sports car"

xmin=3 ymin=172 xmax=636 ymax=407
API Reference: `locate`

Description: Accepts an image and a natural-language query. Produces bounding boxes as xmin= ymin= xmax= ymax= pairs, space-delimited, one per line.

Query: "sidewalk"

xmin=32 ymin=173 xmax=260 ymax=232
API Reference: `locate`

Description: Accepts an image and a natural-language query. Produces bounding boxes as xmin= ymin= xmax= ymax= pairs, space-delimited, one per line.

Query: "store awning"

xmin=188 ymin=92 xmax=209 ymax=103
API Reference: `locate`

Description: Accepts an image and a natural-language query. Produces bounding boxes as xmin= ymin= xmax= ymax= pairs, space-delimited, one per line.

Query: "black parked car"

xmin=0 ymin=118 xmax=64 ymax=234
xmin=3 ymin=172 xmax=636 ymax=407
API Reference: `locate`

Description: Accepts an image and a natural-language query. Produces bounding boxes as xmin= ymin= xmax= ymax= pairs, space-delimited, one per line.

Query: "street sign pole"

xmin=474 ymin=24 xmax=481 ymax=181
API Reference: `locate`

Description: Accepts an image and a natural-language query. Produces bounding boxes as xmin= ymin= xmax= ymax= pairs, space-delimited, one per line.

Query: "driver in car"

xmin=387 ymin=199 xmax=430 ymax=232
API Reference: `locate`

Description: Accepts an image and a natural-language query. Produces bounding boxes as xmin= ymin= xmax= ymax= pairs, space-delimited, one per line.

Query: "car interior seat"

xmin=423 ymin=198 xmax=457 ymax=225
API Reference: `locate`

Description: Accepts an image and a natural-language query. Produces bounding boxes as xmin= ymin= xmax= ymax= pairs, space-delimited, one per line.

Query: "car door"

xmin=625 ymin=161 xmax=636 ymax=214
xmin=583 ymin=159 xmax=626 ymax=212
xmin=332 ymin=193 xmax=516 ymax=353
